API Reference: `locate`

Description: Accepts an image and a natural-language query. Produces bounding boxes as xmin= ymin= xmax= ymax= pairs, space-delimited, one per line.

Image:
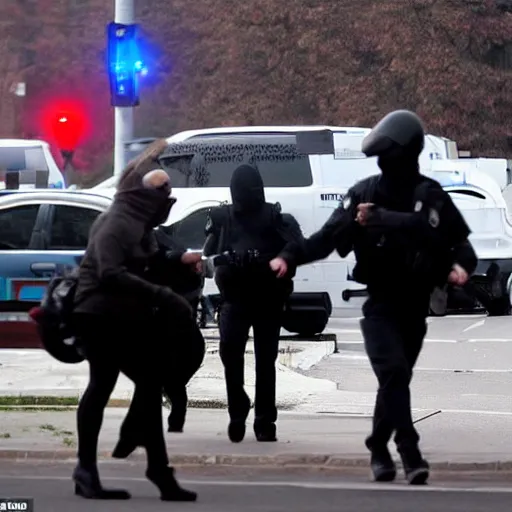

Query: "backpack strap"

xmin=216 ymin=203 xmax=231 ymax=253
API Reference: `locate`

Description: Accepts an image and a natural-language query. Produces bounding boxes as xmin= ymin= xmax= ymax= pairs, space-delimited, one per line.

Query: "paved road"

xmin=2 ymin=462 xmax=512 ymax=512
xmin=312 ymin=314 xmax=512 ymax=415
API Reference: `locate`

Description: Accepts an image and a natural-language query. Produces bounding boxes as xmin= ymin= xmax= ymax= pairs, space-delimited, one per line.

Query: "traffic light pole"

xmin=113 ymin=0 xmax=134 ymax=177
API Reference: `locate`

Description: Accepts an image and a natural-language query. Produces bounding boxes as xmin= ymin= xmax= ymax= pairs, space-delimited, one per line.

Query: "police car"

xmin=0 ymin=184 xmax=110 ymax=316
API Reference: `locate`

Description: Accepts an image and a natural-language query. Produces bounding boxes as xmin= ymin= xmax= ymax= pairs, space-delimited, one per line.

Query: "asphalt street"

xmin=314 ymin=313 xmax=512 ymax=414
xmin=2 ymin=462 xmax=512 ymax=512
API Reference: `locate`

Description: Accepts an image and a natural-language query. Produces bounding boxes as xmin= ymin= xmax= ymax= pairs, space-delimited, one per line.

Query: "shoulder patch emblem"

xmin=414 ymin=200 xmax=423 ymax=212
xmin=428 ymin=208 xmax=440 ymax=228
xmin=342 ymin=196 xmax=351 ymax=209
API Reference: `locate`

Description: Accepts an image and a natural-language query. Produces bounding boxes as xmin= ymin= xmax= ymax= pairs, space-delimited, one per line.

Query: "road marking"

xmin=1 ymin=474 xmax=512 ymax=493
xmin=414 ymin=367 xmax=512 ymax=373
xmin=463 ymin=319 xmax=486 ymax=332
xmin=337 ymin=339 xmax=459 ymax=345
xmin=434 ymin=409 xmax=512 ymax=416
xmin=337 ymin=338 xmax=512 ymax=345
xmin=468 ymin=338 xmax=512 ymax=342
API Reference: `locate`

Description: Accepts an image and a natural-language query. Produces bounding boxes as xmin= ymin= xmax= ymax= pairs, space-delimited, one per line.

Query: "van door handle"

xmin=30 ymin=262 xmax=57 ymax=277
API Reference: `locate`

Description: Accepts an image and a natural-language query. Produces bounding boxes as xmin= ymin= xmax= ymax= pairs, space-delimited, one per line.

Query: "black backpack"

xmin=29 ymin=266 xmax=84 ymax=364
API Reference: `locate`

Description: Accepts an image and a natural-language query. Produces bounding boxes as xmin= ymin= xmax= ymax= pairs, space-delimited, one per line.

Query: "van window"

xmin=164 ymin=208 xmax=211 ymax=250
xmin=163 ymin=153 xmax=313 ymax=188
xmin=0 ymin=146 xmax=49 ymax=172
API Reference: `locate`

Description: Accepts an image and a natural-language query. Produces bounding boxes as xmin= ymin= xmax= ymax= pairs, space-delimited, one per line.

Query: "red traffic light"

xmin=50 ymin=110 xmax=86 ymax=151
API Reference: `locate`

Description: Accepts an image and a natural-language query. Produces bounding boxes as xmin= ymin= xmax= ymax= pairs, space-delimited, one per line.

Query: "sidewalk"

xmin=1 ymin=408 xmax=511 ymax=472
xmin=0 ymin=338 xmax=336 ymax=409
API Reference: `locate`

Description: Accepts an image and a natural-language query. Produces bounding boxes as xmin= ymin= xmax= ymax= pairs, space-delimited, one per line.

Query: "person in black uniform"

xmin=203 ymin=164 xmax=303 ymax=443
xmin=72 ymin=139 xmax=197 ymax=501
xmin=271 ymin=110 xmax=477 ymax=485
xmin=112 ymin=225 xmax=206 ymax=444
xmin=151 ymin=227 xmax=206 ymax=433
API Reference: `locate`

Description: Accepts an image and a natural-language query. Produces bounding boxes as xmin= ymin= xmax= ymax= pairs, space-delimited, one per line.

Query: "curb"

xmin=1 ymin=450 xmax=512 ymax=472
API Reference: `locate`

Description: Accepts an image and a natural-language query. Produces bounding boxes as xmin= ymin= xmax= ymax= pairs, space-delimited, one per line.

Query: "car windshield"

xmin=0 ymin=146 xmax=49 ymax=172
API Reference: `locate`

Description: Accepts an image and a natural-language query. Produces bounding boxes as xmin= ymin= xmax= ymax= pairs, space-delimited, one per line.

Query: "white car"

xmin=0 ymin=139 xmax=66 ymax=189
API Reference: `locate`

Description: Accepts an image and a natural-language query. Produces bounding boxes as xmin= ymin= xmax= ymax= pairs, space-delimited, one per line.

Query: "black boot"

xmin=365 ymin=439 xmax=397 ymax=482
xmin=227 ymin=403 xmax=251 ymax=443
xmin=146 ymin=466 xmax=197 ymax=501
xmin=398 ymin=446 xmax=430 ymax=485
xmin=73 ymin=464 xmax=131 ymax=500
xmin=228 ymin=419 xmax=246 ymax=443
xmin=112 ymin=437 xmax=140 ymax=459
xmin=254 ymin=422 xmax=277 ymax=442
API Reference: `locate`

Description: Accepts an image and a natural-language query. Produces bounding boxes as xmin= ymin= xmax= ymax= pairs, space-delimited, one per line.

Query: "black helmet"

xmin=361 ymin=110 xmax=425 ymax=159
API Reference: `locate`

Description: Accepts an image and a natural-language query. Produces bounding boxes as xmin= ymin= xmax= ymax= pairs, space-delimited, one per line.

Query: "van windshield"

xmin=0 ymin=146 xmax=49 ymax=172
xmin=160 ymin=143 xmax=313 ymax=188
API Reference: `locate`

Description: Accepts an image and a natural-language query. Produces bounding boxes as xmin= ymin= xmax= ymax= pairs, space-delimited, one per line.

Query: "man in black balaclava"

xmin=203 ymin=164 xmax=303 ymax=443
xmin=72 ymin=139 xmax=197 ymax=501
xmin=271 ymin=110 xmax=477 ymax=485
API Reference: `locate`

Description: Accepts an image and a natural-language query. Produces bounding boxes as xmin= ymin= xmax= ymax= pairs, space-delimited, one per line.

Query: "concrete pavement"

xmin=2 ymin=462 xmax=512 ymax=512
xmin=1 ymin=314 xmax=512 ymax=472
xmin=1 ymin=407 xmax=512 ymax=471
xmin=0 ymin=336 xmax=336 ymax=408
xmin=302 ymin=314 xmax=512 ymax=415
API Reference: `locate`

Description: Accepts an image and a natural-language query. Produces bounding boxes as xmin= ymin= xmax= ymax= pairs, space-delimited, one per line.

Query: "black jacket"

xmin=74 ymin=166 xmax=175 ymax=317
xmin=294 ymin=174 xmax=477 ymax=299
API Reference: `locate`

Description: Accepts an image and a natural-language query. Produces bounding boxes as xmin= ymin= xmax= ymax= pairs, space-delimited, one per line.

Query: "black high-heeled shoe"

xmin=73 ymin=464 xmax=131 ymax=500
xmin=112 ymin=437 xmax=140 ymax=459
xmin=146 ymin=466 xmax=197 ymax=502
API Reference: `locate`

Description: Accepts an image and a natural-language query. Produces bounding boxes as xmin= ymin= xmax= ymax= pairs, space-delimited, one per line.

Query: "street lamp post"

xmin=113 ymin=0 xmax=134 ymax=176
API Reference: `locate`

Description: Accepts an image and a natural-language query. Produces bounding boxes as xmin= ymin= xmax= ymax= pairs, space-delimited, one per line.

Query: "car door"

xmin=34 ymin=202 xmax=103 ymax=287
xmin=0 ymin=202 xmax=48 ymax=311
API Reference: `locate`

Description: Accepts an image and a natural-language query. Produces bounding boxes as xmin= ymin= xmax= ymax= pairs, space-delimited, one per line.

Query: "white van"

xmin=0 ymin=139 xmax=66 ymax=189
xmin=93 ymin=126 xmax=459 ymax=333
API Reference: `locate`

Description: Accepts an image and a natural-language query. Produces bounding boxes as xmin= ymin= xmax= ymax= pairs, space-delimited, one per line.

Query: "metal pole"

xmin=113 ymin=0 xmax=135 ymax=176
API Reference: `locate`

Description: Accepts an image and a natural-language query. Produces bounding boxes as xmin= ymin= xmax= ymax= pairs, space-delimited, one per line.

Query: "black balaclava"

xmin=111 ymin=139 xmax=175 ymax=229
xmin=230 ymin=164 xmax=265 ymax=213
xmin=377 ymin=143 xmax=421 ymax=193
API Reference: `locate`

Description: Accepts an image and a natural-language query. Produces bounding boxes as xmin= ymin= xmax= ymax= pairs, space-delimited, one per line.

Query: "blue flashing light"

xmin=106 ymin=22 xmax=145 ymax=107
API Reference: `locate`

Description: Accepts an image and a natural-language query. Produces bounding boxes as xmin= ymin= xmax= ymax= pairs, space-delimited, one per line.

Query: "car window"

xmin=0 ymin=204 xmax=40 ymax=250
xmin=48 ymin=205 xmax=101 ymax=250
xmin=164 ymin=208 xmax=211 ymax=250
xmin=161 ymin=142 xmax=313 ymax=188
xmin=0 ymin=146 xmax=49 ymax=172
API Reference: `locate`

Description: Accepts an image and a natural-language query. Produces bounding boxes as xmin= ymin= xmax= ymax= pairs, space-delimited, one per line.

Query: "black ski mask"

xmin=230 ymin=164 xmax=265 ymax=213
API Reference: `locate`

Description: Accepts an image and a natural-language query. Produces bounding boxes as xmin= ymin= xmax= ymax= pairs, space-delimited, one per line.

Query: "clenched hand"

xmin=269 ymin=257 xmax=288 ymax=278
xmin=356 ymin=203 xmax=375 ymax=226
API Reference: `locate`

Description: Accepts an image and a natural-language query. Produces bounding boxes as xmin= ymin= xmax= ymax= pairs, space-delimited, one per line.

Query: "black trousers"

xmin=218 ymin=297 xmax=284 ymax=426
xmin=164 ymin=305 xmax=206 ymax=423
xmin=74 ymin=313 xmax=168 ymax=470
xmin=361 ymin=298 xmax=426 ymax=451
xmin=120 ymin=300 xmax=206 ymax=434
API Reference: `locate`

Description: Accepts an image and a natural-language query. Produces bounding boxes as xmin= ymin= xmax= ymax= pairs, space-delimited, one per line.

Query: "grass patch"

xmin=39 ymin=424 xmax=57 ymax=432
xmin=0 ymin=406 xmax=76 ymax=412
xmin=0 ymin=396 xmax=79 ymax=406
xmin=39 ymin=424 xmax=77 ymax=446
